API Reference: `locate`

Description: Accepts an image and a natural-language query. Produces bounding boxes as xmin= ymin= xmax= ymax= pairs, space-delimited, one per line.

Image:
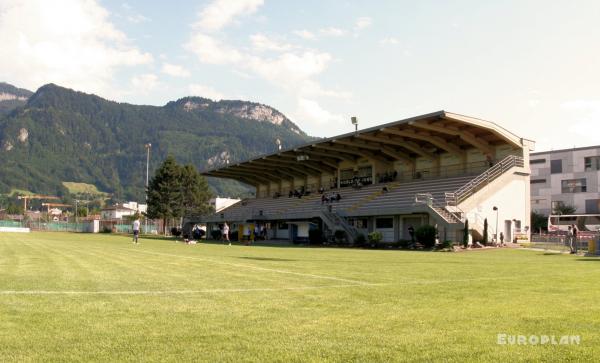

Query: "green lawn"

xmin=0 ymin=232 xmax=598 ymax=362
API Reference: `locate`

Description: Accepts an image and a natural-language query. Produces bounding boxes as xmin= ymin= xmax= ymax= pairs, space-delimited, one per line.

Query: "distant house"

xmin=100 ymin=201 xmax=148 ymax=221
xmin=101 ymin=205 xmax=136 ymax=221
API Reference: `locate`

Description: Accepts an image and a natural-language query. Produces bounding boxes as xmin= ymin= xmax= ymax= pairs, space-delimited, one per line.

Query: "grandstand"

xmin=198 ymin=111 xmax=534 ymax=243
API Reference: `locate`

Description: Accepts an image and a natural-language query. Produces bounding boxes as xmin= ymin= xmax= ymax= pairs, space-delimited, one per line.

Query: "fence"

xmin=0 ymin=220 xmax=23 ymax=228
xmin=530 ymin=234 xmax=597 ymax=253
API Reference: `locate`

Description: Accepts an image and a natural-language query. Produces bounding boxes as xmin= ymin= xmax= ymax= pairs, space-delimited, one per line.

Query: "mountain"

xmin=0 ymin=82 xmax=33 ymax=115
xmin=0 ymin=83 xmax=314 ymax=201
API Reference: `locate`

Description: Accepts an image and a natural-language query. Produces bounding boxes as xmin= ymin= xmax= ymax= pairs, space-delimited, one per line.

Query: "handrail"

xmin=452 ymin=155 xmax=524 ymax=204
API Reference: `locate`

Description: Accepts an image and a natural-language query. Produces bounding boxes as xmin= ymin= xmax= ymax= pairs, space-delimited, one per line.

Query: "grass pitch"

xmin=0 ymin=233 xmax=598 ymax=362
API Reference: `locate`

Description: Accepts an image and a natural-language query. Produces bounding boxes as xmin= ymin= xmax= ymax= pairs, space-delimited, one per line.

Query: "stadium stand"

xmin=197 ymin=111 xmax=534 ymax=243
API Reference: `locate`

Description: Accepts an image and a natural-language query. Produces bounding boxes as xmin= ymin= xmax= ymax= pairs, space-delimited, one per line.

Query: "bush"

xmin=101 ymin=226 xmax=112 ymax=233
xmin=367 ymin=231 xmax=383 ymax=248
xmin=309 ymin=228 xmax=324 ymax=245
xmin=353 ymin=233 xmax=366 ymax=247
xmin=415 ymin=225 xmax=437 ymax=248
xmin=437 ymin=240 xmax=454 ymax=249
xmin=334 ymin=230 xmax=347 ymax=245
xmin=210 ymin=230 xmax=222 ymax=240
xmin=171 ymin=227 xmax=182 ymax=237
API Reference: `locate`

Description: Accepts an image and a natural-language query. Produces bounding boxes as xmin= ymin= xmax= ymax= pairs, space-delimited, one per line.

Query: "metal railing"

xmin=452 ymin=155 xmax=524 ymax=204
xmin=319 ymin=209 xmax=359 ymax=241
xmin=415 ymin=193 xmax=463 ymax=224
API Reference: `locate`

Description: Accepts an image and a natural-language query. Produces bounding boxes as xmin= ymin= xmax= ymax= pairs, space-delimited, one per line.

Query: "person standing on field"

xmin=132 ymin=217 xmax=141 ymax=244
xmin=570 ymin=224 xmax=578 ymax=254
xmin=222 ymin=222 xmax=231 ymax=246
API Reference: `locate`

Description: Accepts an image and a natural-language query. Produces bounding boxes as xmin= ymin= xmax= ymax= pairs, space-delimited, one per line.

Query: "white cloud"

xmin=294 ymin=98 xmax=344 ymax=128
xmin=0 ymin=0 xmax=152 ymax=95
xmin=161 ymin=63 xmax=191 ymax=77
xmin=194 ymin=0 xmax=264 ymax=32
xmin=131 ymin=73 xmax=158 ymax=92
xmin=185 ymin=33 xmax=243 ymax=64
xmin=355 ymin=17 xmax=372 ymax=30
xmin=293 ymin=29 xmax=315 ymax=40
xmin=127 ymin=14 xmax=150 ymax=24
xmin=185 ymin=0 xmax=346 ymax=134
xmin=189 ymin=83 xmax=224 ymax=101
xmin=250 ymin=33 xmax=293 ymax=52
xmin=319 ymin=27 xmax=346 ymax=37
xmin=379 ymin=37 xmax=399 ymax=45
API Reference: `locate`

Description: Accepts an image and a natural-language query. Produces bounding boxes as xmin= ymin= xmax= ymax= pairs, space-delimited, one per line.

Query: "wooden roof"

xmin=202 ymin=110 xmax=527 ymax=186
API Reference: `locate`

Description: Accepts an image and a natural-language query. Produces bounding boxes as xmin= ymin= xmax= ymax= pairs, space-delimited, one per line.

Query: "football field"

xmin=0 ymin=232 xmax=598 ymax=362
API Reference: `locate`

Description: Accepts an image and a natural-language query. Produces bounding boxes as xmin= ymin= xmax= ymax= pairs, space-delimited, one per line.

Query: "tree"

xmin=553 ymin=203 xmax=577 ymax=215
xmin=146 ymin=156 xmax=183 ymax=234
xmin=462 ymin=219 xmax=469 ymax=248
xmin=179 ymin=164 xmax=214 ymax=218
xmin=530 ymin=211 xmax=547 ymax=233
xmin=482 ymin=218 xmax=488 ymax=245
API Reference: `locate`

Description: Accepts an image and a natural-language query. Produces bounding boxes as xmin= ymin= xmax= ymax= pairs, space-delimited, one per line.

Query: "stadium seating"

xmin=213 ymin=175 xmax=475 ymax=221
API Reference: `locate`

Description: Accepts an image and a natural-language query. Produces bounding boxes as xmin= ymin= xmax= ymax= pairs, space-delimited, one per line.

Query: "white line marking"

xmin=0 ymin=276 xmax=530 ymax=296
xmin=0 ymin=283 xmax=385 ymax=295
xmin=115 ymin=248 xmax=372 ymax=285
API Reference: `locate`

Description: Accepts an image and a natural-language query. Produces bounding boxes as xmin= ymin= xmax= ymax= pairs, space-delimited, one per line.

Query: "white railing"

xmin=452 ymin=155 xmax=524 ymax=204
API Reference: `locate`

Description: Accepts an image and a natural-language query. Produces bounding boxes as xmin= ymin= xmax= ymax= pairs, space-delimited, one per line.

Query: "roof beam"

xmin=380 ymin=128 xmax=465 ymax=157
xmin=280 ymin=151 xmax=340 ymax=169
xmin=240 ymin=163 xmax=305 ymax=179
xmin=408 ymin=121 xmax=493 ymax=155
xmin=250 ymin=160 xmax=314 ymax=176
xmin=357 ymin=134 xmax=436 ymax=160
xmin=212 ymin=170 xmax=271 ymax=184
xmin=336 ymin=138 xmax=414 ymax=165
xmin=267 ymin=156 xmax=337 ymax=174
xmin=305 ymin=148 xmax=357 ymax=163
xmin=229 ymin=166 xmax=286 ymax=182
xmin=316 ymin=143 xmax=390 ymax=163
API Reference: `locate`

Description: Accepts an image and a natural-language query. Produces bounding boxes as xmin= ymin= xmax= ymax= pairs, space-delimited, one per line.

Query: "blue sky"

xmin=1 ymin=0 xmax=600 ymax=151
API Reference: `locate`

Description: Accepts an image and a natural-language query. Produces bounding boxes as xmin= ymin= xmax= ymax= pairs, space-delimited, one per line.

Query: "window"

xmin=584 ymin=156 xmax=600 ymax=171
xmin=561 ymin=178 xmax=586 ymax=193
xmin=586 ymin=199 xmax=600 ymax=214
xmin=530 ymin=158 xmax=546 ymax=164
xmin=277 ymin=222 xmax=288 ymax=230
xmin=550 ymin=159 xmax=562 ymax=174
xmin=375 ymin=218 xmax=393 ymax=229
xmin=530 ymin=179 xmax=546 ymax=184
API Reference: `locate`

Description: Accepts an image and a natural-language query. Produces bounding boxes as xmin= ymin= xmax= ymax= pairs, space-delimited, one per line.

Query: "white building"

xmin=100 ymin=201 xmax=147 ymax=220
xmin=530 ymin=145 xmax=600 ymax=216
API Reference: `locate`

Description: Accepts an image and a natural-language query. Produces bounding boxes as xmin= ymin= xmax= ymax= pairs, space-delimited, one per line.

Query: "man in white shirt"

xmin=132 ymin=218 xmax=141 ymax=244
xmin=222 ymin=222 xmax=230 ymax=246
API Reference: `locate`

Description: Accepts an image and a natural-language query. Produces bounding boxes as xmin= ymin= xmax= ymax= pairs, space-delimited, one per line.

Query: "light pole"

xmin=493 ymin=206 xmax=499 ymax=243
xmin=144 ymin=143 xmax=152 ymax=234
xmin=351 ymin=116 xmax=358 ymax=132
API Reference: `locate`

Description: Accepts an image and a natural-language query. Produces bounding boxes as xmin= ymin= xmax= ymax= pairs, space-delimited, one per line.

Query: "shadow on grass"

xmin=576 ymin=258 xmax=600 ymax=261
xmin=237 ymin=257 xmax=297 ymax=262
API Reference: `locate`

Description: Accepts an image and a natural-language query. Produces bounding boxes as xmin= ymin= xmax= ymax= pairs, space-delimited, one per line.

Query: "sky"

xmin=1 ymin=0 xmax=599 ymax=151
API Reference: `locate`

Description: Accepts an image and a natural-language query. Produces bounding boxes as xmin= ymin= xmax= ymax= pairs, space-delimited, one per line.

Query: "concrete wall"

xmin=459 ymin=171 xmax=531 ymax=242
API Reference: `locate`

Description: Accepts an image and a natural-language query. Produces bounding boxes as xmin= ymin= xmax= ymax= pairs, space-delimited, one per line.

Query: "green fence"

xmin=0 ymin=220 xmax=23 ymax=228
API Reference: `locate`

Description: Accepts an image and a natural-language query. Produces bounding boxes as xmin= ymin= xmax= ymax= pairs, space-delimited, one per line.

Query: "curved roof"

xmin=202 ymin=110 xmax=528 ymax=185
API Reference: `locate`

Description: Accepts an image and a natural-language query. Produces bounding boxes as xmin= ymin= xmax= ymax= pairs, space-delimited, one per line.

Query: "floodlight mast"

xmin=351 ymin=116 xmax=358 ymax=132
